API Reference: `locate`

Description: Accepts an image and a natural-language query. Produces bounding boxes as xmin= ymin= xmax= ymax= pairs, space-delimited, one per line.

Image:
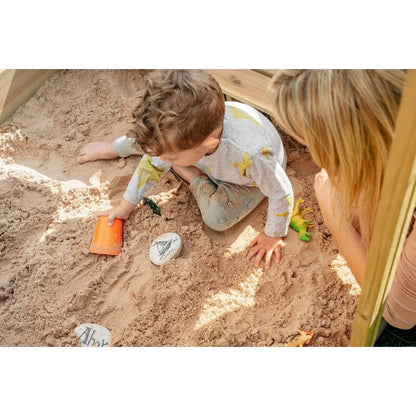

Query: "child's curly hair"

xmin=128 ymin=70 xmax=225 ymax=156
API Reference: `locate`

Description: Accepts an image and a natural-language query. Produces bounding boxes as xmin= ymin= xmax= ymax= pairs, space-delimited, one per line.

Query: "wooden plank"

xmin=204 ymin=69 xmax=275 ymax=116
xmin=349 ymin=70 xmax=416 ymax=346
xmin=0 ymin=69 xmax=16 ymax=122
xmin=0 ymin=69 xmax=56 ymax=124
xmin=252 ymin=69 xmax=278 ymax=78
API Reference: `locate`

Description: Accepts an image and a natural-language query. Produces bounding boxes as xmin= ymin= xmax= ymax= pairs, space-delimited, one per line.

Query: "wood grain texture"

xmin=0 ymin=69 xmax=56 ymax=124
xmin=204 ymin=69 xmax=275 ymax=116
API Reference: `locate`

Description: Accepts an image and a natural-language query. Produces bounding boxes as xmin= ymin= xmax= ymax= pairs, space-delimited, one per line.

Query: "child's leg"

xmin=78 ymin=141 xmax=118 ymax=163
xmin=112 ymin=136 xmax=140 ymax=158
xmin=383 ymin=215 xmax=416 ymax=330
xmin=78 ymin=136 xmax=139 ymax=164
xmin=188 ymin=174 xmax=265 ymax=231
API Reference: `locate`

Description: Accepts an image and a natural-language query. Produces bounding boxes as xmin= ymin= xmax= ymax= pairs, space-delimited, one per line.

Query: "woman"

xmin=271 ymin=69 xmax=415 ymax=330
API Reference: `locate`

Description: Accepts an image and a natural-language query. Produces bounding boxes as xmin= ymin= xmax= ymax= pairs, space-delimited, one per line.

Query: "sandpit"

xmin=0 ymin=69 xmax=360 ymax=347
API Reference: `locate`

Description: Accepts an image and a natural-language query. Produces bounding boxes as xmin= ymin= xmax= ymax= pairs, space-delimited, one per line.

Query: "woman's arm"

xmin=314 ymin=169 xmax=367 ymax=286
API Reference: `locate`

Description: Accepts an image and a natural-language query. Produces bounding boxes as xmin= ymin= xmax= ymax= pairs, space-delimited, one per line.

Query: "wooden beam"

xmin=0 ymin=69 xmax=56 ymax=125
xmin=204 ymin=69 xmax=275 ymax=116
xmin=349 ymin=70 xmax=416 ymax=346
xmin=252 ymin=69 xmax=278 ymax=78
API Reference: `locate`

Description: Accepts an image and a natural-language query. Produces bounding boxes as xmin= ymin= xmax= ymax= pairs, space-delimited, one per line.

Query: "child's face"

xmin=158 ymin=143 xmax=208 ymax=166
xmin=158 ymin=132 xmax=220 ymax=166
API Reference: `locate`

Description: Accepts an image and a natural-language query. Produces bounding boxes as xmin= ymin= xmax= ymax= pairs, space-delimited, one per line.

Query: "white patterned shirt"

xmin=123 ymin=101 xmax=294 ymax=237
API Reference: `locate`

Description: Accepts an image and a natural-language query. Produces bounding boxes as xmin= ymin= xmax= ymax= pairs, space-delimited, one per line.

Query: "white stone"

xmin=74 ymin=323 xmax=111 ymax=347
xmin=149 ymin=232 xmax=182 ymax=266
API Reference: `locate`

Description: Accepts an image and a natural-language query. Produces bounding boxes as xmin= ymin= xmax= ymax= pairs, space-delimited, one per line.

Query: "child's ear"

xmin=203 ymin=135 xmax=220 ymax=148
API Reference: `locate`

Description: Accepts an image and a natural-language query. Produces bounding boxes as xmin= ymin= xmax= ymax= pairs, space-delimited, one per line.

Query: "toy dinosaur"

xmin=143 ymin=197 xmax=161 ymax=216
xmin=289 ymin=198 xmax=313 ymax=242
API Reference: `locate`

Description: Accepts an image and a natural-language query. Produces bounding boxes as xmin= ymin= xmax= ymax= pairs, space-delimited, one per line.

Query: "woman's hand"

xmin=95 ymin=198 xmax=136 ymax=225
xmin=247 ymin=231 xmax=285 ymax=270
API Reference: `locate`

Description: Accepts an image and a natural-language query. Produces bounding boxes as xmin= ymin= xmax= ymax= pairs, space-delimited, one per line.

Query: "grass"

xmin=374 ymin=323 xmax=416 ymax=347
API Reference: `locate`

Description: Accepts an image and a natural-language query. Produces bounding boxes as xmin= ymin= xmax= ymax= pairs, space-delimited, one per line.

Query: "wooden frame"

xmin=0 ymin=69 xmax=56 ymax=125
xmin=204 ymin=69 xmax=276 ymax=116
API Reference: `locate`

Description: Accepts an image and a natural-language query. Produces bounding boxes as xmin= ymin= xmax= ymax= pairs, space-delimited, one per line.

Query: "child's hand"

xmin=95 ymin=199 xmax=136 ymax=225
xmin=247 ymin=232 xmax=285 ymax=270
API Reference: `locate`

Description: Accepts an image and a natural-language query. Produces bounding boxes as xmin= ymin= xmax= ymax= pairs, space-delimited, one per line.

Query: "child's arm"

xmin=78 ymin=136 xmax=140 ymax=164
xmin=95 ymin=198 xmax=137 ymax=225
xmin=246 ymin=154 xmax=294 ymax=268
xmin=95 ymin=154 xmax=171 ymax=224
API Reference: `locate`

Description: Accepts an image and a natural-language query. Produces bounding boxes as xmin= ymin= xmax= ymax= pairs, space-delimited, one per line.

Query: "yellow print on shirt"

xmin=274 ymin=196 xmax=294 ymax=217
xmin=228 ymin=106 xmax=262 ymax=128
xmin=261 ymin=148 xmax=271 ymax=158
xmin=275 ymin=211 xmax=289 ymax=217
xmin=136 ymin=156 xmax=166 ymax=189
xmin=233 ymin=152 xmax=252 ymax=177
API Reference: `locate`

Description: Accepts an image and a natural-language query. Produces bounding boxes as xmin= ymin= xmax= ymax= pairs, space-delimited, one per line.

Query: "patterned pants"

xmin=189 ymin=174 xmax=265 ymax=232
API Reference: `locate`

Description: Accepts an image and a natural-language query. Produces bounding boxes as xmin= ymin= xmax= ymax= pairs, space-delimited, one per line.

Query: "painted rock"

xmin=74 ymin=323 xmax=111 ymax=347
xmin=149 ymin=232 xmax=182 ymax=266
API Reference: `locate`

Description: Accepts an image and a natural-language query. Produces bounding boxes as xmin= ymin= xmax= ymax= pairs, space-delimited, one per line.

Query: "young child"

xmin=94 ymin=70 xmax=294 ymax=269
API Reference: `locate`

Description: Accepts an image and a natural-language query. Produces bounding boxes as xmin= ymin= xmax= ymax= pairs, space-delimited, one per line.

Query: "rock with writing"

xmin=75 ymin=323 xmax=111 ymax=347
xmin=149 ymin=232 xmax=182 ymax=266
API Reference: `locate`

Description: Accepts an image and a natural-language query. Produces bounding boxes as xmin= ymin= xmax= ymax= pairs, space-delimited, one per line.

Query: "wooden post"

xmin=349 ymin=70 xmax=416 ymax=346
xmin=0 ymin=69 xmax=56 ymax=125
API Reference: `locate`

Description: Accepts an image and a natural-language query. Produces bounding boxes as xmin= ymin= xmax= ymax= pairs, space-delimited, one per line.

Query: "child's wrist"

xmin=119 ymin=198 xmax=137 ymax=213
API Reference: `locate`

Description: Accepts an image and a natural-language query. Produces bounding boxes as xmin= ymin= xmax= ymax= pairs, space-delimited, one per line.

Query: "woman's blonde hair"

xmin=129 ymin=70 xmax=225 ymax=155
xmin=272 ymin=69 xmax=407 ymax=247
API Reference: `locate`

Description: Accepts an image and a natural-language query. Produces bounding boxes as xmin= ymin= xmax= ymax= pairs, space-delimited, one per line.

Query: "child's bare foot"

xmin=77 ymin=142 xmax=118 ymax=164
xmin=171 ymin=164 xmax=204 ymax=183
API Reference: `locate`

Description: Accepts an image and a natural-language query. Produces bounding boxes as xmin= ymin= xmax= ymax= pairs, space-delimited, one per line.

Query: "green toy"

xmin=289 ymin=198 xmax=313 ymax=242
xmin=143 ymin=197 xmax=161 ymax=216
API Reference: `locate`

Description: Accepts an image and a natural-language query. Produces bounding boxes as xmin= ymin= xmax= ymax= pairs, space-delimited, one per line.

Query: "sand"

xmin=0 ymin=69 xmax=360 ymax=347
